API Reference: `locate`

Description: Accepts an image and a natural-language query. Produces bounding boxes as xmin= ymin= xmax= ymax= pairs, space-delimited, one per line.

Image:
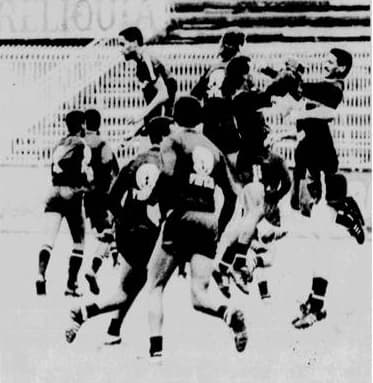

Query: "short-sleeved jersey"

xmin=108 ymin=146 xmax=166 ymax=231
xmin=51 ymin=135 xmax=92 ymax=188
xmin=232 ymin=89 xmax=272 ymax=152
xmin=297 ymin=79 xmax=344 ymax=147
xmin=160 ymin=129 xmax=238 ymax=214
xmin=84 ymin=131 xmax=119 ymax=193
xmin=135 ymin=54 xmax=176 ymax=121
xmin=191 ymin=62 xmax=241 ymax=155
xmin=191 ymin=63 xmax=227 ymax=101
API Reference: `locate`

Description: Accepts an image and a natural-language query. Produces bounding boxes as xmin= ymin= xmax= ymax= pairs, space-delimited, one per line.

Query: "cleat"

xmin=85 ymin=273 xmax=100 ymax=295
xmin=65 ymin=308 xmax=85 ymax=343
xmin=250 ymin=239 xmax=269 ymax=254
xmin=103 ymin=334 xmax=122 ymax=346
xmin=225 ymin=309 xmax=248 ymax=352
xmin=64 ymin=284 xmax=83 ymax=298
xmin=231 ymin=267 xmax=252 ymax=295
xmin=345 ymin=197 xmax=365 ymax=227
xmin=292 ymin=310 xmax=327 ymax=329
xmin=261 ymin=293 xmax=272 ymax=301
xmin=348 ymin=222 xmax=365 ymax=245
xmin=292 ymin=295 xmax=327 ymax=329
xmin=36 ymin=277 xmax=46 ymax=295
xmin=261 ymin=227 xmax=287 ymax=244
xmin=212 ymin=269 xmax=231 ymax=298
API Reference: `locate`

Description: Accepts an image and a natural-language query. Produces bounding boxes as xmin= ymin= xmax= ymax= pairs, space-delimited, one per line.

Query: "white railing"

xmin=0 ymin=42 xmax=370 ymax=170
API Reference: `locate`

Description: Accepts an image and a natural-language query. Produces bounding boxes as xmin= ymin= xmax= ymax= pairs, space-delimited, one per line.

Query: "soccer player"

xmin=289 ymin=48 xmax=365 ymax=244
xmin=146 ymin=96 xmax=248 ymax=361
xmin=291 ymin=172 xmax=347 ymax=329
xmin=65 ymin=116 xmax=172 ymax=345
xmin=35 ymin=110 xmax=92 ymax=297
xmin=118 ymin=26 xmax=177 ymax=127
xmin=211 ymin=55 xmax=293 ymax=296
xmin=191 ymin=28 xmax=245 ymax=166
xmin=83 ymin=109 xmax=119 ymax=295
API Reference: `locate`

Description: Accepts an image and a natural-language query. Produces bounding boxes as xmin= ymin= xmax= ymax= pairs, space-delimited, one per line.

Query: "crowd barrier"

xmin=0 ymin=41 xmax=370 ymax=170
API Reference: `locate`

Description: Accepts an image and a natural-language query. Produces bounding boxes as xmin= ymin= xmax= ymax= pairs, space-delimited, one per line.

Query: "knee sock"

xmin=38 ymin=244 xmax=53 ymax=278
xmin=309 ymin=277 xmax=328 ymax=312
xmin=149 ymin=336 xmax=163 ymax=357
xmin=67 ymin=249 xmax=83 ymax=289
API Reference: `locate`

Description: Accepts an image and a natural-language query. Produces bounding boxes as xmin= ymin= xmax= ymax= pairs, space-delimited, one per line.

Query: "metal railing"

xmin=0 ymin=42 xmax=370 ymax=170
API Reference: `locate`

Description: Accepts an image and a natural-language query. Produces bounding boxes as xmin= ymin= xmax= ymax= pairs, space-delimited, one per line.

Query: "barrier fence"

xmin=0 ymin=41 xmax=370 ymax=170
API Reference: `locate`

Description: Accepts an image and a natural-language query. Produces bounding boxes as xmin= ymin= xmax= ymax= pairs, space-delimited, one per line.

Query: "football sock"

xmin=91 ymin=256 xmax=103 ymax=274
xmin=310 ymin=277 xmax=328 ymax=312
xmin=149 ymin=336 xmax=163 ymax=357
xmin=85 ymin=303 xmax=100 ymax=319
xmin=67 ymin=249 xmax=83 ymax=288
xmin=38 ymin=244 xmax=53 ymax=277
xmin=258 ymin=280 xmax=270 ymax=299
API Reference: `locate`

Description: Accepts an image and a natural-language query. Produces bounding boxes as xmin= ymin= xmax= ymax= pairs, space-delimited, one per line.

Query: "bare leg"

xmin=190 ymin=253 xmax=228 ymax=317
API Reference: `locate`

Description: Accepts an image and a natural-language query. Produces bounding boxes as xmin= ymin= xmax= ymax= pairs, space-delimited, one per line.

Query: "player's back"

xmin=161 ymin=129 xmax=233 ymax=213
xmin=51 ymin=135 xmax=90 ymax=188
xmin=84 ymin=132 xmax=118 ymax=192
xmin=109 ymin=146 xmax=164 ymax=229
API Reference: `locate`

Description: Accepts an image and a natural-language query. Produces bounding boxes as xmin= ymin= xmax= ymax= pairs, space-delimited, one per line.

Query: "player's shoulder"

xmin=57 ymin=135 xmax=84 ymax=148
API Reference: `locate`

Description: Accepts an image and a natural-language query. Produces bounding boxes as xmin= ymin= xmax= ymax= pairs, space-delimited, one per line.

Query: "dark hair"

xmin=173 ymin=96 xmax=202 ymax=128
xmin=221 ymin=55 xmax=251 ymax=99
xmin=221 ymin=28 xmax=245 ymax=48
xmin=64 ymin=110 xmax=85 ymax=135
xmin=118 ymin=26 xmax=144 ymax=46
xmin=145 ymin=116 xmax=172 ymax=144
xmin=85 ymin=109 xmax=101 ymax=131
xmin=330 ymin=48 xmax=353 ymax=78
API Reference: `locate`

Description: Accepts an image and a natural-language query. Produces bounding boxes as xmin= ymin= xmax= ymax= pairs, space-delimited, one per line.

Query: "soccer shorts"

xmin=44 ymin=186 xmax=85 ymax=243
xmin=115 ymin=223 xmax=160 ymax=270
xmin=84 ymin=191 xmax=112 ymax=234
xmin=161 ymin=210 xmax=219 ymax=261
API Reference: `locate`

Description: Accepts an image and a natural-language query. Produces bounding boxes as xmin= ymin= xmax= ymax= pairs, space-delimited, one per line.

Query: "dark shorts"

xmin=162 ymin=210 xmax=219 ymax=261
xmin=115 ymin=223 xmax=160 ymax=270
xmin=44 ymin=186 xmax=85 ymax=243
xmin=84 ymin=191 xmax=112 ymax=233
xmin=295 ymin=140 xmax=339 ymax=177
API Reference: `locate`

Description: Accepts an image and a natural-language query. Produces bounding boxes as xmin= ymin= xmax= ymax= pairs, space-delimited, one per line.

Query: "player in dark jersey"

xmin=146 ymin=96 xmax=248 ymax=361
xmin=82 ymin=109 xmax=119 ymax=295
xmin=191 ymin=28 xmax=245 ymax=166
xmin=65 ymin=116 xmax=172 ymax=345
xmin=288 ymin=48 xmax=365 ymax=245
xmin=35 ymin=110 xmax=92 ymax=297
xmin=118 ymin=26 xmax=177 ymax=128
xmin=288 ymin=49 xmax=365 ymax=329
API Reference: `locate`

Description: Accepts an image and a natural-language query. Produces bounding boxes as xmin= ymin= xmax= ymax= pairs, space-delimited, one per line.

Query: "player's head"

xmin=85 ymin=109 xmax=101 ymax=133
xmin=221 ymin=55 xmax=252 ymax=98
xmin=173 ymin=96 xmax=202 ymax=129
xmin=218 ymin=28 xmax=245 ymax=63
xmin=144 ymin=116 xmax=173 ymax=145
xmin=118 ymin=26 xmax=144 ymax=60
xmin=325 ymin=48 xmax=353 ymax=79
xmin=64 ymin=110 xmax=85 ymax=135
